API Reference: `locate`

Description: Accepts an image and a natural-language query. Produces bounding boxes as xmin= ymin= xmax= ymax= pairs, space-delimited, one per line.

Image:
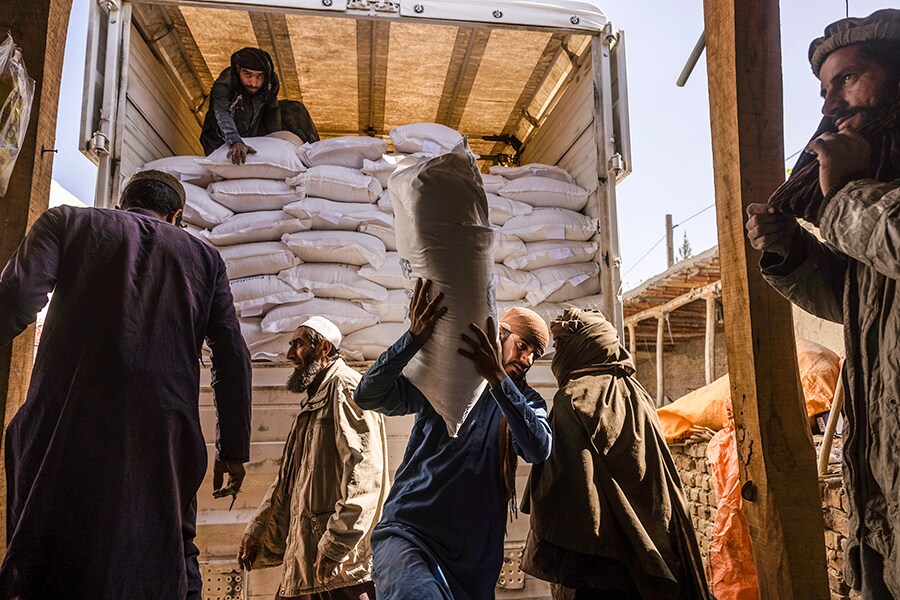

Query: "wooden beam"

xmin=435 ymin=27 xmax=491 ymax=129
xmin=705 ymin=295 xmax=717 ymax=384
xmin=656 ymin=315 xmax=665 ymax=406
xmin=627 ymin=323 xmax=636 ymax=358
xmin=250 ymin=12 xmax=303 ymax=102
xmin=163 ymin=5 xmax=214 ymax=93
xmin=704 ymin=0 xmax=829 ymax=597
xmin=624 ymin=281 xmax=721 ymax=326
xmin=0 ymin=0 xmax=72 ymax=552
xmin=356 ymin=19 xmax=390 ymax=136
xmin=489 ymin=32 xmax=567 ymax=156
xmin=132 ymin=3 xmax=208 ymax=119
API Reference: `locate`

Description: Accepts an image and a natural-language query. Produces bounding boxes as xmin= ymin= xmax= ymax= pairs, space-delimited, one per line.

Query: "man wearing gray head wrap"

xmin=745 ymin=8 xmax=900 ymax=598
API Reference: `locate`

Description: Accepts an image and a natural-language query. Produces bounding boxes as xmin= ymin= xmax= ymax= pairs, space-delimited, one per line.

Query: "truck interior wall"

xmin=121 ymin=23 xmax=202 ymax=180
xmin=519 ymin=54 xmax=597 ymax=196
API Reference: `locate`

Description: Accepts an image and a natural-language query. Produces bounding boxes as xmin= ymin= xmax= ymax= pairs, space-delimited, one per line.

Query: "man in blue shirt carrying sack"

xmin=354 ymin=279 xmax=552 ymax=600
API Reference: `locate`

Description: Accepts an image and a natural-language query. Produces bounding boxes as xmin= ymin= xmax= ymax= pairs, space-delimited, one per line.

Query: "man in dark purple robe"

xmin=0 ymin=170 xmax=252 ymax=599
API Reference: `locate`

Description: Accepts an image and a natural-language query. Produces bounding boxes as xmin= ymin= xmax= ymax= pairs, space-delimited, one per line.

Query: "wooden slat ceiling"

xmin=134 ymin=4 xmax=587 ymax=161
xmin=623 ymin=246 xmax=722 ymax=348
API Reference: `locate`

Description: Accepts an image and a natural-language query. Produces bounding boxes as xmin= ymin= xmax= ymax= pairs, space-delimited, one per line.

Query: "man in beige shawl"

xmin=522 ymin=308 xmax=709 ymax=600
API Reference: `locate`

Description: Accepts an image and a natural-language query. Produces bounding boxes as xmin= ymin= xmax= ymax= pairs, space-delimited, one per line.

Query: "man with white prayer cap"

xmin=239 ymin=317 xmax=389 ymax=600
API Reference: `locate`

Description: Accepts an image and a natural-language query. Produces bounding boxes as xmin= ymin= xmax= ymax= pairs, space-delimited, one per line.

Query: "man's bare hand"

xmin=227 ymin=141 xmax=257 ymax=165
xmin=745 ymin=203 xmax=800 ymax=257
xmin=238 ymin=533 xmax=258 ymax=571
xmin=458 ymin=317 xmax=506 ymax=388
xmin=408 ymin=278 xmax=447 ymax=345
xmin=806 ymin=129 xmax=872 ymax=196
xmin=314 ymin=551 xmax=341 ymax=584
xmin=212 ymin=458 xmax=246 ymax=497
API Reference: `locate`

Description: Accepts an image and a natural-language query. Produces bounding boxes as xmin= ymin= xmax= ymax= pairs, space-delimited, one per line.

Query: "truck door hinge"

xmin=608 ymin=152 xmax=624 ymax=175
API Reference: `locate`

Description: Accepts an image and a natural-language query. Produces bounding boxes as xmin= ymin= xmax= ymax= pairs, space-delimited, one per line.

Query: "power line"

xmin=622 ymin=202 xmax=716 ymax=278
xmin=622 ymin=234 xmax=667 ymax=277
xmin=672 ymin=203 xmax=715 ymax=229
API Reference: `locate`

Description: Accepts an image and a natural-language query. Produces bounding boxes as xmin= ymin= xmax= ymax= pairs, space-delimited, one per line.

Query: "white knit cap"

xmin=299 ymin=316 xmax=342 ymax=350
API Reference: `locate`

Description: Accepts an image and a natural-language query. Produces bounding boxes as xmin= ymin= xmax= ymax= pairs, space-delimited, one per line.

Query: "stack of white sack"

xmin=146 ymin=134 xmax=387 ymax=361
xmin=482 ymin=162 xmax=602 ymax=327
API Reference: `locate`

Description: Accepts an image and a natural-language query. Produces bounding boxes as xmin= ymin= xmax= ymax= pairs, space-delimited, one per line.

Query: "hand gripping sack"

xmin=390 ymin=141 xmax=496 ymax=436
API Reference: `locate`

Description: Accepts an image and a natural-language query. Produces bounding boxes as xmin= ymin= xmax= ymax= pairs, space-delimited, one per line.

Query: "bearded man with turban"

xmin=354 ymin=280 xmax=552 ymax=600
xmin=200 ymin=47 xmax=319 ymax=163
xmin=745 ymin=9 xmax=900 ymax=597
xmin=522 ymin=309 xmax=708 ymax=600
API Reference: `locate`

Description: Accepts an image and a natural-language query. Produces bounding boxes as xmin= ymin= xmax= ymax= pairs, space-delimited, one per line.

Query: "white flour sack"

xmin=504 ymin=240 xmax=598 ymax=271
xmin=390 ymin=141 xmax=496 ymax=437
xmin=389 ymin=122 xmax=463 ymax=155
xmin=363 ymin=155 xmax=406 ymax=188
xmin=142 ymin=156 xmax=216 ymax=188
xmin=377 ymin=190 xmax=393 ymax=214
xmin=494 ymin=264 xmax=540 ymax=302
xmin=487 ymin=193 xmax=533 ymax=226
xmin=297 ymin=136 xmax=388 ymax=169
xmin=498 ymin=176 xmax=589 ymax=211
xmin=489 ymin=162 xmax=575 ymax=184
xmin=207 ymin=179 xmax=302 ymax=213
xmin=527 ymin=262 xmax=601 ymax=305
xmin=182 ymin=182 xmax=233 ymax=229
xmin=287 ymin=165 xmax=383 ymax=203
xmin=502 ymin=207 xmax=598 ymax=242
xmin=261 ymin=298 xmax=378 ymax=335
xmin=197 ymin=137 xmax=306 ymax=180
xmin=354 ymin=289 xmax=410 ymax=323
xmin=342 ymin=323 xmax=409 ymax=361
xmin=217 ymin=241 xmax=301 ymax=279
xmin=357 ymin=252 xmax=407 ymax=289
xmin=359 ymin=221 xmax=397 ymax=252
xmin=281 ymin=230 xmax=387 ymax=268
xmin=278 ymin=263 xmax=389 ymax=301
xmin=205 ymin=211 xmax=310 ymax=246
xmin=481 ymin=174 xmax=507 ymax=194
xmin=283 ymin=197 xmax=393 ymax=231
xmin=493 ymin=231 xmax=527 ymax=263
xmin=230 ymin=275 xmax=312 ymax=317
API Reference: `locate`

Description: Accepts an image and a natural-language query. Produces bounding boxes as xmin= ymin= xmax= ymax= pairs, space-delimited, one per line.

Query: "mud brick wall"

xmin=670 ymin=440 xmax=858 ymax=600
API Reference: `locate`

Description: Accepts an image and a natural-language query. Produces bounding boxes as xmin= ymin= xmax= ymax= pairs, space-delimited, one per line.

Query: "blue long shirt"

xmin=354 ymin=332 xmax=551 ymax=600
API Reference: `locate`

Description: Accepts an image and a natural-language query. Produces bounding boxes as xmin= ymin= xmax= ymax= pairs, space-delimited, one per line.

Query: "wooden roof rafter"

xmin=356 ymin=19 xmax=390 ymax=136
xmin=490 ymin=32 xmax=568 ymax=158
xmin=131 ymin=3 xmax=209 ymax=120
xmin=435 ymin=27 xmax=492 ymax=129
xmin=249 ymin=12 xmax=304 ymax=102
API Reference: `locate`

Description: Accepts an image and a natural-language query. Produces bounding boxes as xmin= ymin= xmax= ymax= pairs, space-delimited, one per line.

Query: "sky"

xmin=50 ymin=0 xmax=891 ymax=289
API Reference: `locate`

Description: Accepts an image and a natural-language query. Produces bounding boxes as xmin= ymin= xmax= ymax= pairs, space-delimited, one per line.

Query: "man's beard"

xmin=286 ymin=356 xmax=323 ymax=394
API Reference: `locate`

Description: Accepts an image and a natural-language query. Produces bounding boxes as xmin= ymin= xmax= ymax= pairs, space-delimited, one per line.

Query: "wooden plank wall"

xmin=120 ymin=24 xmax=202 ymax=180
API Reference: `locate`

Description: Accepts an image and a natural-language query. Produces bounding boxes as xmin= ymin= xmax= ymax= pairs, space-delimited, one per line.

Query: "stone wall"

xmin=670 ymin=439 xmax=858 ymax=600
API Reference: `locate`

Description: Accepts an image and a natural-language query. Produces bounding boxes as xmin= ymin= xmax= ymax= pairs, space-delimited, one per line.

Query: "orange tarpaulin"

xmin=657 ymin=339 xmax=841 ymax=442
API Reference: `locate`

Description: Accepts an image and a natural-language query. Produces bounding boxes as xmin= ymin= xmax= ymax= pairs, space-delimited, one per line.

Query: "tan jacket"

xmin=762 ymin=178 xmax=900 ymax=595
xmin=245 ymin=359 xmax=389 ymax=596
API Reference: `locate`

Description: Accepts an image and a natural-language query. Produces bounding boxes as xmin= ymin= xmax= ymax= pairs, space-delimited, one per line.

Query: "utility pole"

xmin=665 ymin=213 xmax=674 ymax=268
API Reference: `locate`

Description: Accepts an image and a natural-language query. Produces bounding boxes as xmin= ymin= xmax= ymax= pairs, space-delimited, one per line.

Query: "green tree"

xmin=678 ymin=230 xmax=693 ymax=261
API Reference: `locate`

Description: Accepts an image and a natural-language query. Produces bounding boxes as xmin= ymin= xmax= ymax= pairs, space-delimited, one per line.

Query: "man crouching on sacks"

xmin=354 ymin=278 xmax=552 ymax=600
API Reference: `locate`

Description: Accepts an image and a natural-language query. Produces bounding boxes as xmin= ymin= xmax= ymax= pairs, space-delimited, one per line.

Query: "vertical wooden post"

xmin=656 ymin=315 xmax=665 ymax=406
xmin=704 ymin=0 xmax=829 ymax=597
xmin=0 ymin=0 xmax=73 ymax=549
xmin=627 ymin=322 xmax=636 ymax=358
xmin=705 ymin=294 xmax=717 ymax=384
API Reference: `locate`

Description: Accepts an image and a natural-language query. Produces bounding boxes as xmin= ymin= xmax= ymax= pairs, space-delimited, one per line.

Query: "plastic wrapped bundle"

xmin=390 ymin=141 xmax=496 ymax=436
